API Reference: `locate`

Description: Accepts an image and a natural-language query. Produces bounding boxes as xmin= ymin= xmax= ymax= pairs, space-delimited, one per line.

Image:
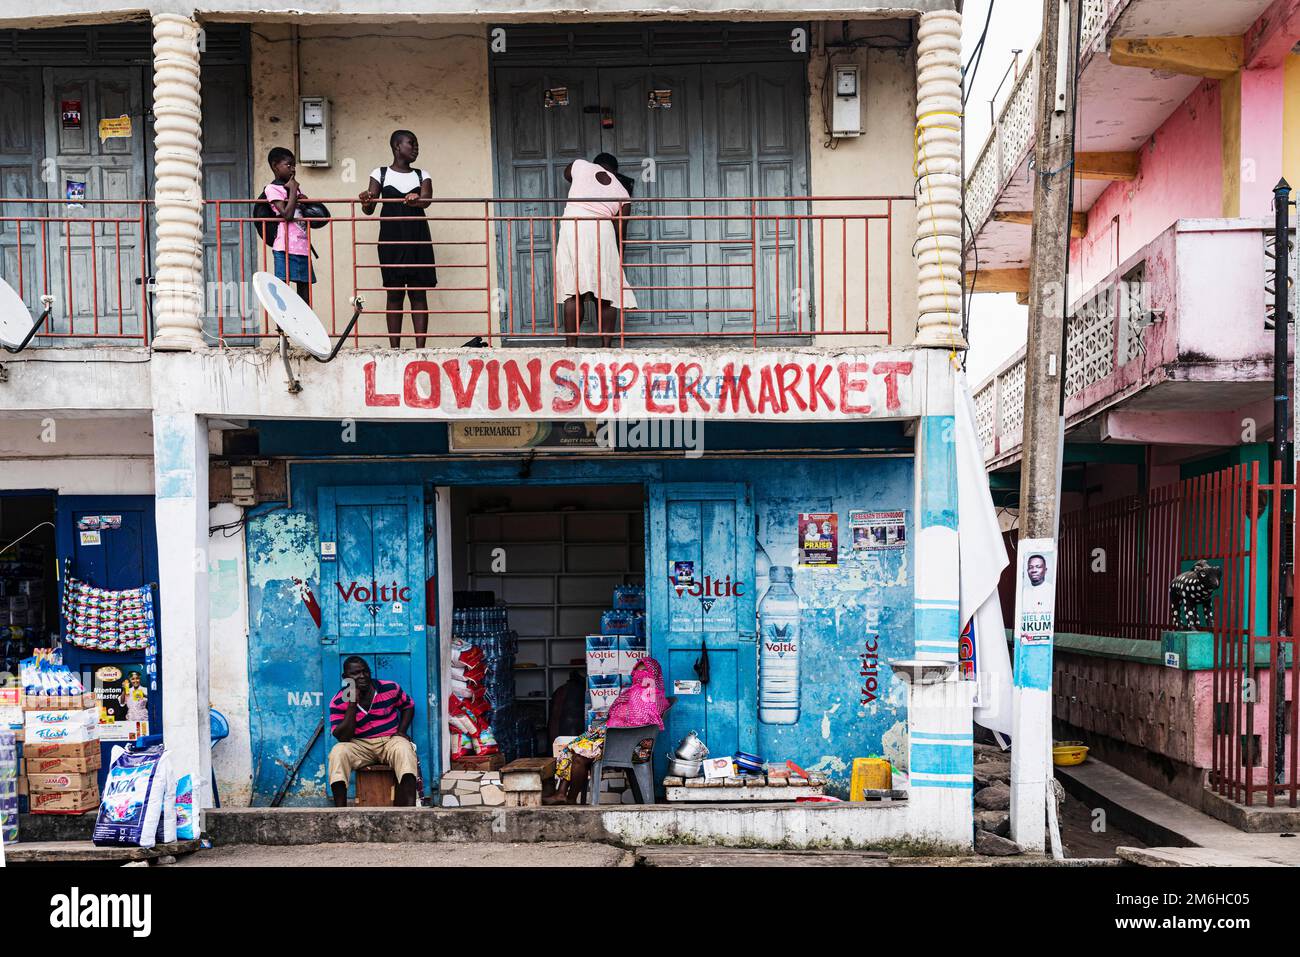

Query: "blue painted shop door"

xmin=648 ymin=483 xmax=756 ymax=781
xmin=317 ymin=486 xmax=434 ymax=797
xmin=55 ymin=495 xmax=160 ymax=791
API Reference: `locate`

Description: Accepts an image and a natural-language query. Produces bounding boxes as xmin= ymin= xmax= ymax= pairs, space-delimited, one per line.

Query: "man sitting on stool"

xmin=328 ymin=656 xmax=419 ymax=807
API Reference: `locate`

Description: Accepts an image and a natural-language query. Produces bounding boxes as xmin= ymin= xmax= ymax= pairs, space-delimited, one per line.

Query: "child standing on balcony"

xmin=556 ymin=153 xmax=636 ymax=346
xmin=263 ymin=147 xmax=315 ymax=303
xmin=359 ymin=130 xmax=437 ymax=348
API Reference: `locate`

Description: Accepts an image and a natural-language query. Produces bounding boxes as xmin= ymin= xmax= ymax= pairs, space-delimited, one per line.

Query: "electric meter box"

xmin=831 ymin=64 xmax=863 ymax=138
xmin=298 ymin=96 xmax=331 ymax=166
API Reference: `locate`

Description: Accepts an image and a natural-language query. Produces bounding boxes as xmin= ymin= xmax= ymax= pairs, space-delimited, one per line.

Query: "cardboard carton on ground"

xmin=587 ymin=684 xmax=620 ymax=712
xmin=585 ymin=636 xmax=619 ymax=676
xmin=23 ymin=693 xmax=96 ymax=711
xmin=23 ymin=739 xmax=99 ymax=761
xmin=27 ymin=771 xmax=99 ymax=793
xmin=30 ymin=787 xmax=99 ymax=813
xmin=617 ymin=643 xmax=648 ymax=675
xmin=25 ymin=750 xmax=101 ymax=775
xmin=24 ymin=708 xmax=97 ymax=738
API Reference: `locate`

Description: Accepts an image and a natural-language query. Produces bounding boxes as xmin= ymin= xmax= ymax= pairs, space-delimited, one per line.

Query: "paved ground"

xmin=1059 ymin=759 xmax=1300 ymax=867
xmin=1058 ymin=790 xmax=1146 ymax=858
xmin=174 ymin=841 xmax=634 ymax=867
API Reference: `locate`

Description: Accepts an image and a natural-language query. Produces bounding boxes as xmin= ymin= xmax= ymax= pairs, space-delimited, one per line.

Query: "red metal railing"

xmin=999 ymin=462 xmax=1299 ymax=807
xmin=0 ymin=199 xmax=151 ymax=343
xmin=208 ymin=195 xmax=910 ymax=346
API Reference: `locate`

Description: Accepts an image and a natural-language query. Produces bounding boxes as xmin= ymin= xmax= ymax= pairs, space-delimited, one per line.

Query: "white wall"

xmin=208 ymin=502 xmax=254 ymax=806
xmin=0 ymin=416 xmax=154 ymax=494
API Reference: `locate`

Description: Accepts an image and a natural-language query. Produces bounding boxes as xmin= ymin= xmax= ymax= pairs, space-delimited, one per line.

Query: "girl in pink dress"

xmin=555 ymin=153 xmax=637 ymax=345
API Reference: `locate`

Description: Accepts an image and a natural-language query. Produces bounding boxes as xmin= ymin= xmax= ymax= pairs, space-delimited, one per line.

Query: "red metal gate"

xmin=1209 ymin=461 xmax=1298 ymax=808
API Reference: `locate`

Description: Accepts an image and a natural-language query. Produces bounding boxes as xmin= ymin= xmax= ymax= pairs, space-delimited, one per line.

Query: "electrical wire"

xmin=962 ymin=0 xmax=997 ymax=106
xmin=0 ymin=522 xmax=54 ymax=558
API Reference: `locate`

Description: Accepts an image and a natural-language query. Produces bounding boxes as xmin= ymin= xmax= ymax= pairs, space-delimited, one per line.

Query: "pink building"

xmin=966 ymin=0 xmax=1300 ymax=823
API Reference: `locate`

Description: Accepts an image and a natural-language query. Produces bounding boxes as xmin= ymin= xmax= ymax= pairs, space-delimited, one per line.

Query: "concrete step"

xmin=203 ymin=800 xmax=918 ymax=850
xmin=1058 ymin=757 xmax=1300 ymax=866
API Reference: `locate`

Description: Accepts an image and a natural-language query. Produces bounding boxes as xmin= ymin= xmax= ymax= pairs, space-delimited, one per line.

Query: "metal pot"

xmin=674 ymin=730 xmax=709 ymax=761
xmin=667 ymin=756 xmax=703 ymax=778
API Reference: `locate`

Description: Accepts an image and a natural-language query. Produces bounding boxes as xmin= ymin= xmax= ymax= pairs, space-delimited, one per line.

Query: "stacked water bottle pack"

xmin=0 ymin=728 xmax=17 ymax=845
xmin=448 ymin=599 xmax=517 ymax=761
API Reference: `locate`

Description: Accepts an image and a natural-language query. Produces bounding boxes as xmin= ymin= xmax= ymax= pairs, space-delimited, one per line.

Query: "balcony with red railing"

xmin=0 ymin=194 xmax=915 ymax=350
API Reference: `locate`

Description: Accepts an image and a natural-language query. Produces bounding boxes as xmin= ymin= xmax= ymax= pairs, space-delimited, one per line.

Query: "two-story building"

xmin=966 ymin=0 xmax=1300 ymax=822
xmin=0 ymin=0 xmax=980 ymax=846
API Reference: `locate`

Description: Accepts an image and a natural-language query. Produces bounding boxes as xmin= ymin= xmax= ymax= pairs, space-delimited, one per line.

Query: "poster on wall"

xmin=850 ymin=509 xmax=907 ymax=550
xmin=1015 ymin=541 xmax=1057 ymax=646
xmin=60 ymin=99 xmax=82 ymax=130
xmin=65 ymin=179 xmax=85 ymax=209
xmin=88 ymin=663 xmax=149 ymax=742
xmin=798 ymin=512 xmax=838 ymax=567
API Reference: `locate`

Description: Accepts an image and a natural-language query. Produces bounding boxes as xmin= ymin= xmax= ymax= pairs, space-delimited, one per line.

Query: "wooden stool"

xmin=355 ymin=764 xmax=397 ymax=807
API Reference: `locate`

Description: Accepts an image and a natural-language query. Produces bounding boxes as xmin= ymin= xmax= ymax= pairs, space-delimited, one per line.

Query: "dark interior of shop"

xmin=450 ymin=484 xmax=646 ymax=757
xmin=0 ymin=494 xmax=58 ymax=676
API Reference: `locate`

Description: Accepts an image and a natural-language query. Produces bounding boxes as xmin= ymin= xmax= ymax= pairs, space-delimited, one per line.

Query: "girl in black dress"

xmin=359 ymin=130 xmax=437 ymax=347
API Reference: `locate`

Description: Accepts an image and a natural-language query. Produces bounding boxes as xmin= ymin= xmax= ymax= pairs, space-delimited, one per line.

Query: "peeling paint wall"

xmin=250 ymin=23 xmax=494 ymax=346
xmin=209 ymin=503 xmax=254 ymax=806
xmin=239 ymin=452 xmax=913 ymax=804
xmin=246 ymin=21 xmax=918 ymax=346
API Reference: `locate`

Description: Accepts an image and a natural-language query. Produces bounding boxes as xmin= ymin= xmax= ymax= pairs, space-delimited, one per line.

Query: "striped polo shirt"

xmin=328 ymin=679 xmax=413 ymax=739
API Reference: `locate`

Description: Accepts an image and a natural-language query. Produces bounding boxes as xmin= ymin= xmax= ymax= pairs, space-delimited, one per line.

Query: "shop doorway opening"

xmin=1 ymin=491 xmax=160 ymax=791
xmin=450 ymin=484 xmax=646 ymax=760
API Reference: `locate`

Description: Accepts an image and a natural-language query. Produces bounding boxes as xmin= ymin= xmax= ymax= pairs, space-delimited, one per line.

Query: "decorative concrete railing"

xmin=964 ymin=0 xmax=1118 ymax=241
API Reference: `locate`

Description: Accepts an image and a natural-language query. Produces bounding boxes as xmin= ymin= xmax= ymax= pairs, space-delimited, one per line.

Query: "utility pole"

xmin=1010 ymin=0 xmax=1079 ymax=852
xmin=1273 ymin=178 xmax=1292 ymax=784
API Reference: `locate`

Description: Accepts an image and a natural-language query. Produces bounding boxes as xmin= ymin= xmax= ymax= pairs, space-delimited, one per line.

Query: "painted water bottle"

xmin=758 ymin=565 xmax=800 ymax=725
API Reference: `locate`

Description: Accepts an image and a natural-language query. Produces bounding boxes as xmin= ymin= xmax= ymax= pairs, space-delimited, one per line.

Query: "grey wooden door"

xmin=703 ymin=61 xmax=810 ymax=337
xmin=597 ymin=66 xmax=707 ymax=336
xmin=0 ymin=67 xmax=44 ymax=313
xmin=199 ymin=62 xmax=253 ymax=340
xmin=492 ymin=59 xmax=809 ymax=339
xmin=492 ymin=66 xmax=602 ymax=336
xmin=43 ymin=67 xmax=148 ymax=339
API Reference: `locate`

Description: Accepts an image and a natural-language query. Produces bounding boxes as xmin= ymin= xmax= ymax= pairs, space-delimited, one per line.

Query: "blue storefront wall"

xmin=244 ymin=454 xmax=914 ymax=803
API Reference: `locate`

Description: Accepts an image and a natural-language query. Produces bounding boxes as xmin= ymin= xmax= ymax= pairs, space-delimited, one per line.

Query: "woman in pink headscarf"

xmin=546 ymin=657 xmax=673 ymax=805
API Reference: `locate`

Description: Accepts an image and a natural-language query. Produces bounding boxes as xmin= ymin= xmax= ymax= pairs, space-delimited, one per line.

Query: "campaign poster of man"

xmin=1017 ymin=546 xmax=1057 ymax=645
xmin=798 ymin=512 xmax=838 ymax=567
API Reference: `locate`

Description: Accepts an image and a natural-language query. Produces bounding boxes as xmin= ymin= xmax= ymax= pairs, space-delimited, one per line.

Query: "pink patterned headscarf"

xmin=607 ymin=657 xmax=669 ymax=729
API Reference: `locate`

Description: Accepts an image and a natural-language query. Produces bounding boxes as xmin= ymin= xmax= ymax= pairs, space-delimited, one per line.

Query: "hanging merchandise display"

xmin=448 ymin=600 xmax=517 ymax=761
xmin=61 ymin=562 xmax=158 ymax=657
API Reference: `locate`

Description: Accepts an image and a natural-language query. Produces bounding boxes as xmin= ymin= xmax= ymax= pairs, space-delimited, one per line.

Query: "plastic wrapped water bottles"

xmin=0 ymin=729 xmax=18 ymax=845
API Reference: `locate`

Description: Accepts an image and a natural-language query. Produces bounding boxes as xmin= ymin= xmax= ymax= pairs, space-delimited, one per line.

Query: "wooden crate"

xmin=355 ymin=765 xmax=396 ymax=807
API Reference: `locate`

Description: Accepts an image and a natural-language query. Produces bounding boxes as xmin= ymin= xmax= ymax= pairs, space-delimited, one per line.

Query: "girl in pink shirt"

xmin=263 ymin=147 xmax=315 ymax=302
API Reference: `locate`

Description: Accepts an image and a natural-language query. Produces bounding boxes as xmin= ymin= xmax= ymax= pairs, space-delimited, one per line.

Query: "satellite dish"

xmin=0 ymin=278 xmax=54 ymax=353
xmin=251 ymin=273 xmax=363 ymax=392
xmin=252 ymin=272 xmax=334 ymax=360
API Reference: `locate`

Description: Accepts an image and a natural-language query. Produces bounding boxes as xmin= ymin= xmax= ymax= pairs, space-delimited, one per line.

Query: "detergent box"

xmin=24 ymin=708 xmax=98 ymax=744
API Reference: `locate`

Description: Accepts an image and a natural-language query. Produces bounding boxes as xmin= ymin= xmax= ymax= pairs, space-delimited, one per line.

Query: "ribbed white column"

xmin=913 ymin=9 xmax=966 ymax=350
xmin=150 ymin=12 xmax=205 ymax=351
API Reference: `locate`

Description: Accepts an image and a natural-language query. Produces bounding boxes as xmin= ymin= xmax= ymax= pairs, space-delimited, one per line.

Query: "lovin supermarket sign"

xmin=357 ymin=350 xmax=928 ymax=421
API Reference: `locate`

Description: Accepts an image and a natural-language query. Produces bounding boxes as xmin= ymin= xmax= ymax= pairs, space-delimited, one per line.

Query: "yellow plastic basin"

xmin=1052 ymin=743 xmax=1089 ymax=767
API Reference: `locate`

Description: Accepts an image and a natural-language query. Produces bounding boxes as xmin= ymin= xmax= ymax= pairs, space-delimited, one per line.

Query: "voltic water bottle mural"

xmin=759 ymin=565 xmax=800 ymax=724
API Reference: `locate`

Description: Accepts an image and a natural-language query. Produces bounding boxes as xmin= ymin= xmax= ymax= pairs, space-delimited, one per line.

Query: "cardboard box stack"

xmin=584 ymin=585 xmax=646 ymax=728
xmin=20 ymin=653 xmax=101 ymax=814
